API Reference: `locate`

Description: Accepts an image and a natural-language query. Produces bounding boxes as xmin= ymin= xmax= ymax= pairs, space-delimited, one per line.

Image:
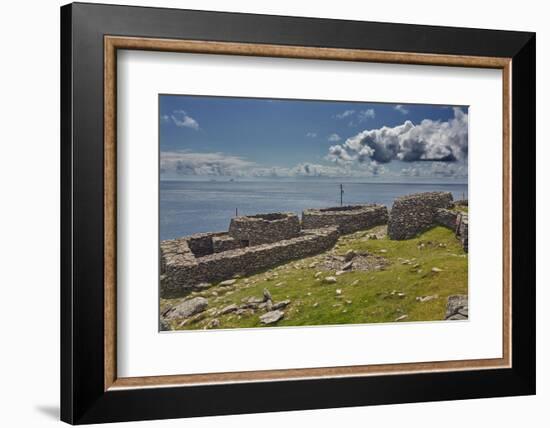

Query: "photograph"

xmin=159 ymin=95 xmax=469 ymax=331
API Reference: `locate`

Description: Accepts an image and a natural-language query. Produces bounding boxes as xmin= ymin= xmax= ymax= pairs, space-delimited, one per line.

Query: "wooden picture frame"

xmin=61 ymin=2 xmax=535 ymax=424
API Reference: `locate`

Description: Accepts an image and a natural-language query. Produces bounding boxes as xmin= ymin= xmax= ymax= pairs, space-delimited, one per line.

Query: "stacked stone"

xmin=228 ymin=212 xmax=300 ymax=246
xmin=301 ymin=204 xmax=388 ymax=235
xmin=457 ymin=214 xmax=468 ymax=253
xmin=434 ymin=208 xmax=459 ymax=229
xmin=388 ymin=192 xmax=453 ymax=240
xmin=160 ymin=227 xmax=339 ymax=296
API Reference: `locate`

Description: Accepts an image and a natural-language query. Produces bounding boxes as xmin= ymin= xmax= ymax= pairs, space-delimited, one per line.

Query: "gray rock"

xmin=193 ymin=282 xmax=213 ymax=290
xmin=445 ymin=295 xmax=468 ymax=320
xmin=163 ymin=297 xmax=208 ymax=320
xmin=219 ymin=279 xmax=237 ymax=286
xmin=416 ymin=295 xmax=438 ymax=303
xmin=272 ymin=300 xmax=291 ymax=310
xmin=263 ymin=288 xmax=272 ymax=301
xmin=342 ymin=261 xmax=353 ymax=270
xmin=323 ymin=276 xmax=337 ymax=284
xmin=205 ymin=318 xmax=220 ymax=329
xmin=159 ymin=318 xmax=171 ymax=331
xmin=344 ymin=250 xmax=357 ymax=261
xmin=260 ymin=310 xmax=284 ymax=324
xmin=218 ymin=304 xmax=238 ymax=315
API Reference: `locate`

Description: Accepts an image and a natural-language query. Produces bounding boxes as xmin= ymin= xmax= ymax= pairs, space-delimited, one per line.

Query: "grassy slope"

xmin=161 ymin=225 xmax=467 ymax=330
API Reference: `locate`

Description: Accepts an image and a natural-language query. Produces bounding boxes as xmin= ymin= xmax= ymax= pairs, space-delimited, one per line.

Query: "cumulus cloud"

xmin=394 ymin=104 xmax=409 ymax=115
xmin=170 ymin=110 xmax=199 ymax=130
xmin=328 ymin=133 xmax=342 ymax=142
xmin=306 ymin=132 xmax=317 ymax=138
xmin=326 ymin=107 xmax=468 ymax=165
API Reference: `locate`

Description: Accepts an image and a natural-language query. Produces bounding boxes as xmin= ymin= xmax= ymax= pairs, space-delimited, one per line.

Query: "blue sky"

xmin=160 ymin=95 xmax=468 ymax=183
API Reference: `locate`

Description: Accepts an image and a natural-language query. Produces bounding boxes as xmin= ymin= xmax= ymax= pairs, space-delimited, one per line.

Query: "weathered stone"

xmin=434 ymin=208 xmax=458 ymax=229
xmin=445 ymin=295 xmax=468 ymax=320
xmin=219 ymin=279 xmax=237 ymax=286
xmin=260 ymin=310 xmax=284 ymax=324
xmin=335 ymin=270 xmax=346 ymax=276
xmin=161 ymin=226 xmax=338 ymax=296
xmin=416 ymin=295 xmax=438 ymax=303
xmin=342 ymin=261 xmax=353 ymax=270
xmin=159 ymin=318 xmax=171 ymax=331
xmin=395 ymin=314 xmax=408 ymax=322
xmin=263 ymin=288 xmax=272 ymax=301
xmin=431 ymin=267 xmax=443 ymax=273
xmin=163 ymin=297 xmax=208 ymax=320
xmin=323 ymin=276 xmax=337 ymax=283
xmin=336 ymin=289 xmax=342 ymax=295
xmin=344 ymin=250 xmax=357 ymax=261
xmin=229 ymin=212 xmax=300 ymax=246
xmin=218 ymin=304 xmax=238 ymax=315
xmin=206 ymin=318 xmax=220 ymax=329
xmin=388 ymin=192 xmax=453 ymax=240
xmin=272 ymin=300 xmax=291 ymax=310
xmin=193 ymin=282 xmax=213 ymax=291
xmin=302 ymin=204 xmax=388 ymax=235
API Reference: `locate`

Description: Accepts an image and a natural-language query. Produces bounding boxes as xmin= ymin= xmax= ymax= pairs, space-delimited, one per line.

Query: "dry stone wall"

xmin=388 ymin=192 xmax=453 ymax=240
xmin=161 ymin=227 xmax=338 ymax=296
xmin=302 ymin=204 xmax=388 ymax=235
xmin=228 ymin=212 xmax=300 ymax=246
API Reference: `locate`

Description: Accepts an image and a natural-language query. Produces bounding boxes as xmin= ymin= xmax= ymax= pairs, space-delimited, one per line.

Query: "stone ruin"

xmin=161 ymin=194 xmax=468 ymax=296
xmin=302 ymin=204 xmax=388 ymax=234
xmin=387 ymin=191 xmax=468 ymax=252
xmin=161 ymin=205 xmax=388 ymax=296
xmin=228 ymin=212 xmax=301 ymax=246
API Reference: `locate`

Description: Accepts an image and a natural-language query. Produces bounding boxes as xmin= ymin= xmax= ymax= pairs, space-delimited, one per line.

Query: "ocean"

xmin=160 ymin=180 xmax=468 ymax=241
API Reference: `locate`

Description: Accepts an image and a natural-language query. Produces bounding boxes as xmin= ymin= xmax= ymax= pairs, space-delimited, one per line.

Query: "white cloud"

xmin=326 ymin=108 xmax=468 ymax=165
xmin=161 ymin=151 xmax=255 ymax=176
xmin=358 ymin=109 xmax=375 ymax=120
xmin=161 ymin=114 xmax=170 ymax=122
xmin=400 ymin=162 xmax=467 ymax=179
xmin=161 ymin=152 xmax=386 ymax=179
xmin=334 ymin=110 xmax=355 ymax=119
xmin=306 ymin=132 xmax=317 ymax=138
xmin=170 ymin=110 xmax=199 ymax=130
xmin=328 ymin=133 xmax=342 ymax=142
xmin=394 ymin=104 xmax=409 ymax=115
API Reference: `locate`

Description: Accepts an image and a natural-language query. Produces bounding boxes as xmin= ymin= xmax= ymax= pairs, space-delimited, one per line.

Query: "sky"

xmin=159 ymin=95 xmax=468 ymax=183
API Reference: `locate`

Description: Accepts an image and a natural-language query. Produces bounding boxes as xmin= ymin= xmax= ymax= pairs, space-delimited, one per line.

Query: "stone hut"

xmin=228 ymin=212 xmax=300 ymax=246
xmin=302 ymin=204 xmax=388 ymax=235
xmin=160 ymin=227 xmax=338 ymax=296
xmin=388 ymin=192 xmax=453 ymax=240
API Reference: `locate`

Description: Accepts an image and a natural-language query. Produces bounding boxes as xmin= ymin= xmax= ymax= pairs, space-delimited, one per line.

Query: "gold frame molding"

xmin=104 ymin=36 xmax=512 ymax=391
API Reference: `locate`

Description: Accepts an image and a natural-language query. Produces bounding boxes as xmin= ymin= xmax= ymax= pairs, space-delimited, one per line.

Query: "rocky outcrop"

xmin=388 ymin=192 xmax=453 ymax=240
xmin=302 ymin=204 xmax=388 ymax=235
xmin=445 ymin=295 xmax=468 ymax=320
xmin=162 ymin=297 xmax=208 ymax=320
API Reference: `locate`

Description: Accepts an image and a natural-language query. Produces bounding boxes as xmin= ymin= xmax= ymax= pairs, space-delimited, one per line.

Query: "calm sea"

xmin=160 ymin=180 xmax=468 ymax=241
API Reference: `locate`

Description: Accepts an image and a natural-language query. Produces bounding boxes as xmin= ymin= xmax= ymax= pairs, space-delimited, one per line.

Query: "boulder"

xmin=163 ymin=297 xmax=208 ymax=320
xmin=445 ymin=295 xmax=468 ymax=320
xmin=259 ymin=310 xmax=284 ymax=324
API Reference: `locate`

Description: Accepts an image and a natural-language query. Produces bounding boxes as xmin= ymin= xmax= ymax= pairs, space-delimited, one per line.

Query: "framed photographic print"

xmin=61 ymin=2 xmax=536 ymax=424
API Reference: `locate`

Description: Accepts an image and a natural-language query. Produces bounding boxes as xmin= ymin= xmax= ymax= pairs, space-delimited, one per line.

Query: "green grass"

xmin=161 ymin=225 xmax=467 ymax=330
